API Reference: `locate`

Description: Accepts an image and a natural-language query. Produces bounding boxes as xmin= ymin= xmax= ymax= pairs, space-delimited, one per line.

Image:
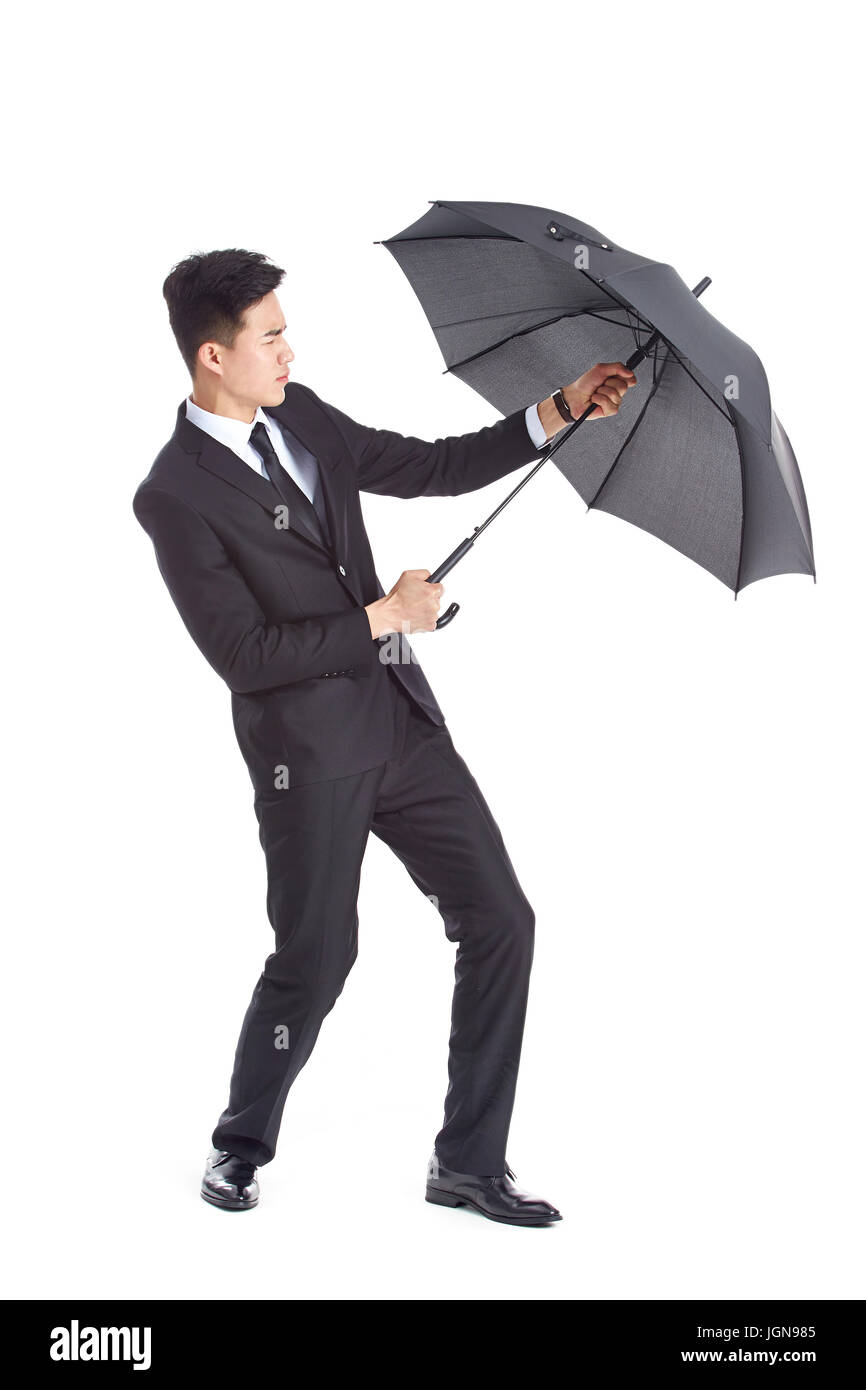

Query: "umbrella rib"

xmin=436 ymin=304 xmax=578 ymax=333
xmin=581 ymin=277 xmax=733 ymax=428
xmin=729 ymin=404 xmax=748 ymax=598
xmin=586 ymin=354 xmax=672 ymax=510
xmin=658 ymin=346 xmax=734 ymax=427
xmin=443 ymin=309 xmax=589 ymax=373
xmin=441 ymin=268 xmax=657 ymax=373
xmin=576 ymin=270 xmax=659 ymax=344
xmin=581 ymin=308 xmax=656 ymax=339
xmin=443 ymin=304 xmax=656 ymax=376
xmin=379 ymin=233 xmax=524 ymax=244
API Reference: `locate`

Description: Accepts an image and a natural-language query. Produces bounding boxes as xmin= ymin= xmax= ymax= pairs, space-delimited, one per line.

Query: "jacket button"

xmin=338 ymin=564 xmax=347 ymax=576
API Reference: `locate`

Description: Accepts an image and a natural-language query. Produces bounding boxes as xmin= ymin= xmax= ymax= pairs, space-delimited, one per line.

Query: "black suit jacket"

xmin=133 ymin=381 xmax=547 ymax=791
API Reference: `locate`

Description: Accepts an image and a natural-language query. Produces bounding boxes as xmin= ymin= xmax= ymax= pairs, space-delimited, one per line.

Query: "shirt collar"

xmin=185 ymin=394 xmax=272 ymax=454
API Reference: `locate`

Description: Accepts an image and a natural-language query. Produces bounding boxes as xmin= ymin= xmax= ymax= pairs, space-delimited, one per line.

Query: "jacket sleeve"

xmin=298 ymin=384 xmax=548 ymax=498
xmin=133 ymin=486 xmax=376 ymax=695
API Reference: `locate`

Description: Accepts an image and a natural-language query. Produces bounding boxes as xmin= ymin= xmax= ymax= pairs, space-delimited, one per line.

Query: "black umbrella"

xmin=376 ymin=201 xmax=815 ymax=627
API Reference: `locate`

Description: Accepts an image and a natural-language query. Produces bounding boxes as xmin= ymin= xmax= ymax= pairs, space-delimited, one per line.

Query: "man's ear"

xmin=197 ymin=342 xmax=223 ymax=379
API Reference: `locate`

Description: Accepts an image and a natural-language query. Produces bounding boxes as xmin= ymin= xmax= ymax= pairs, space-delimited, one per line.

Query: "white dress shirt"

xmin=184 ymin=395 xmax=550 ymax=495
xmin=524 ymin=401 xmax=549 ymax=450
xmin=185 ymin=395 xmax=321 ymax=503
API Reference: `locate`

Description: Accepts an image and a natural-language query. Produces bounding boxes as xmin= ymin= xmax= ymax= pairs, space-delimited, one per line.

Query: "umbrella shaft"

xmin=428 ymin=407 xmax=590 ymax=584
xmin=429 ymin=534 xmax=477 ymax=582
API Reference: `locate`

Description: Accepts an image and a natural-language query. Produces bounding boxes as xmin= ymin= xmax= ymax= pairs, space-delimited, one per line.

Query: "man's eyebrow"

xmin=262 ymin=323 xmax=287 ymax=338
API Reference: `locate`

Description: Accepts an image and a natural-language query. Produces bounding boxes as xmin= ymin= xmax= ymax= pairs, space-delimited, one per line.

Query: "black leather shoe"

xmin=201 ymin=1148 xmax=259 ymax=1210
xmin=425 ymin=1151 xmax=562 ymax=1225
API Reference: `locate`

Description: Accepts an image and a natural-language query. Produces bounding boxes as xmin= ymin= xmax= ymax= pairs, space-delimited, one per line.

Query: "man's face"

xmin=198 ymin=289 xmax=294 ymax=408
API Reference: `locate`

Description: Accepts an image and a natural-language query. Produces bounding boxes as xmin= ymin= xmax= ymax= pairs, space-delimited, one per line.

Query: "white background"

xmin=2 ymin=0 xmax=863 ymax=1301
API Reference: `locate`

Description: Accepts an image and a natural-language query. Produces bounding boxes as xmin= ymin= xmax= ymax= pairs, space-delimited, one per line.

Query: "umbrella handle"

xmin=427 ymin=533 xmax=477 ymax=628
xmin=435 ymin=602 xmax=460 ymax=629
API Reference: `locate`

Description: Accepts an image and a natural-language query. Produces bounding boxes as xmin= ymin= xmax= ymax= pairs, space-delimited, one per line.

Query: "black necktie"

xmin=249 ymin=421 xmax=330 ymax=548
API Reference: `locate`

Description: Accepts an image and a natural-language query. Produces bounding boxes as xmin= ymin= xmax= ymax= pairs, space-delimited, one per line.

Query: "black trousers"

xmin=212 ymin=673 xmax=536 ymax=1176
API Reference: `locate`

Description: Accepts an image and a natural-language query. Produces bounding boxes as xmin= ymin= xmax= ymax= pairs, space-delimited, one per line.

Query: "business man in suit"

xmin=133 ymin=248 xmax=635 ymax=1224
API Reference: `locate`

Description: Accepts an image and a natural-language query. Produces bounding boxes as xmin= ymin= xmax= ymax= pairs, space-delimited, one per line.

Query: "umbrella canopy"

xmin=378 ymin=201 xmax=815 ymax=596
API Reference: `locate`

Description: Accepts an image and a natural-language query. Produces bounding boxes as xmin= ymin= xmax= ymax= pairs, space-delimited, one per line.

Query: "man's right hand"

xmin=365 ymin=569 xmax=445 ymax=638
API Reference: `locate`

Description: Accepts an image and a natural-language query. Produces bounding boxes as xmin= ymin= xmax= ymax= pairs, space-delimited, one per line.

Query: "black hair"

xmin=162 ymin=248 xmax=286 ymax=378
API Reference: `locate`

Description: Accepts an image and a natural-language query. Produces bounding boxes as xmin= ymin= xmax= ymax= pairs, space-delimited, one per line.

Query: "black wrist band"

xmin=552 ymin=388 xmax=573 ymax=423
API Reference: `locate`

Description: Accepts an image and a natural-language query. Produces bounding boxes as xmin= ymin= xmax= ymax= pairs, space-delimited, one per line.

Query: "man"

xmin=133 ymin=247 xmax=635 ymax=1226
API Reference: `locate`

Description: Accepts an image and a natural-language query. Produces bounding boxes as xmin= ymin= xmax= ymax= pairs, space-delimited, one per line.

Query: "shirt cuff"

xmin=524 ymin=402 xmax=549 ymax=451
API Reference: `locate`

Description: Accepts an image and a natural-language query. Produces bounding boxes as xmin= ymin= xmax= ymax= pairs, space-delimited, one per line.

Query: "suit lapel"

xmin=171 ymin=390 xmax=363 ymax=606
xmin=172 ymin=394 xmax=337 ymax=553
